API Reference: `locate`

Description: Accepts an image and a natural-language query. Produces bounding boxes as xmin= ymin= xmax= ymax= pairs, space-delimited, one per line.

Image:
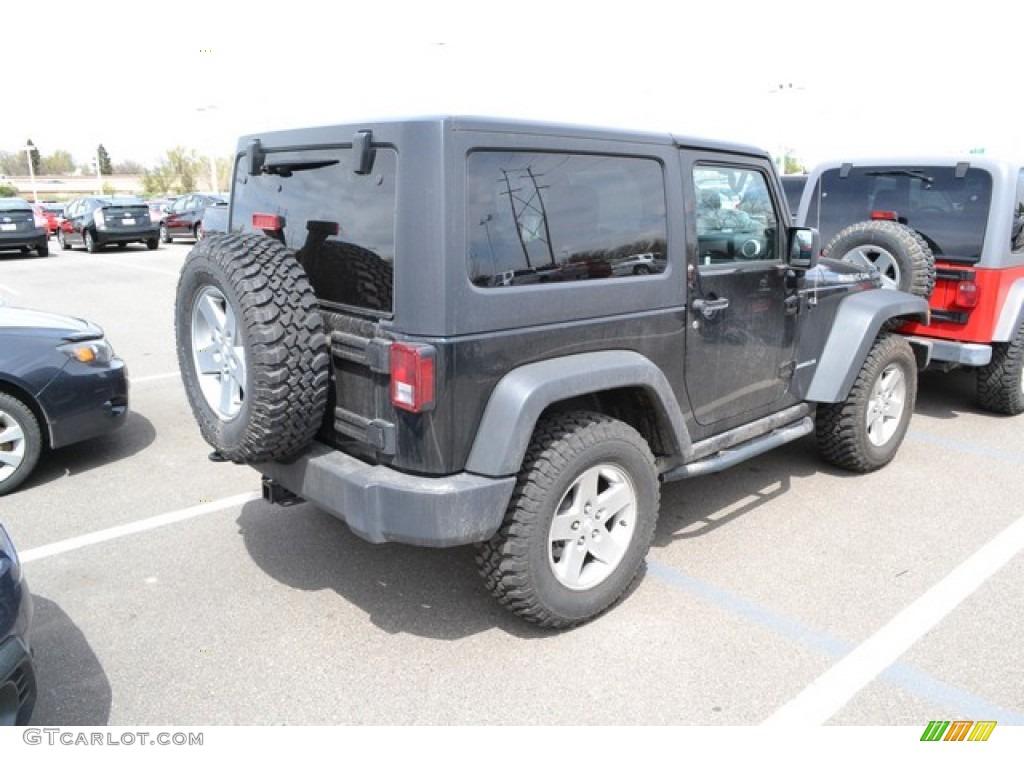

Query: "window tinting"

xmin=467 ymin=152 xmax=667 ymax=287
xmin=233 ymin=146 xmax=397 ymax=313
xmin=804 ymin=165 xmax=993 ymax=262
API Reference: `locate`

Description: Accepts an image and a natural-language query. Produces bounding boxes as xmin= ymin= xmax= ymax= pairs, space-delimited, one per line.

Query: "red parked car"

xmin=32 ymin=203 xmax=63 ymax=236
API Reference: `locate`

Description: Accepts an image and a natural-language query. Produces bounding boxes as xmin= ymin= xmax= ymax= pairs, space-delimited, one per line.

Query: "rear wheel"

xmin=57 ymin=229 xmax=71 ymax=250
xmin=816 ymin=334 xmax=917 ymax=472
xmin=0 ymin=393 xmax=43 ymax=496
xmin=146 ymin=238 xmax=159 ymax=250
xmin=84 ymin=229 xmax=100 ymax=253
xmin=36 ymin=243 xmax=49 ymax=257
xmin=477 ymin=412 xmax=659 ymax=629
xmin=977 ymin=319 xmax=1024 ymax=415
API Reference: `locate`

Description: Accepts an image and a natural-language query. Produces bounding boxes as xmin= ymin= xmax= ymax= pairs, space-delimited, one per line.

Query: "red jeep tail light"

xmin=870 ymin=210 xmax=898 ymax=221
xmin=252 ymin=213 xmax=283 ymax=231
xmin=954 ymin=281 xmax=979 ymax=308
xmin=390 ymin=343 xmax=435 ymax=413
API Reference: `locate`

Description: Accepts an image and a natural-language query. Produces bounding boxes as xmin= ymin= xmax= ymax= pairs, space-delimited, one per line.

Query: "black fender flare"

xmin=805 ymin=290 xmax=930 ymax=403
xmin=464 ymin=350 xmax=691 ymax=477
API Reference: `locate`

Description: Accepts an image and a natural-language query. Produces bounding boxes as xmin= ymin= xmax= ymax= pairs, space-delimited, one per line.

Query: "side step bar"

xmin=662 ymin=416 xmax=814 ymax=481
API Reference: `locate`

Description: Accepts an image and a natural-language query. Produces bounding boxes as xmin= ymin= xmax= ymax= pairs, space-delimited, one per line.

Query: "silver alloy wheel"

xmin=0 ymin=409 xmax=26 ymax=483
xmin=548 ymin=463 xmax=637 ymax=590
xmin=866 ymin=361 xmax=907 ymax=447
xmin=190 ymin=285 xmax=247 ymax=420
xmin=841 ymin=245 xmax=901 ymax=290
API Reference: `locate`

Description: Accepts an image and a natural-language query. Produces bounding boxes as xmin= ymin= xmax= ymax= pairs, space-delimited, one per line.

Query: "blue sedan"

xmin=0 ymin=522 xmax=35 ymax=725
xmin=0 ymin=304 xmax=129 ymax=495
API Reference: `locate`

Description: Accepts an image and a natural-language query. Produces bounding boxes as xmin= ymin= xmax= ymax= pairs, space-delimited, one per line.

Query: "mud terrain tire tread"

xmin=823 ymin=220 xmax=937 ymax=299
xmin=977 ymin=319 xmax=1024 ymax=415
xmin=175 ymin=232 xmax=330 ymax=463
xmin=815 ymin=334 xmax=917 ymax=473
xmin=476 ymin=411 xmax=659 ymax=629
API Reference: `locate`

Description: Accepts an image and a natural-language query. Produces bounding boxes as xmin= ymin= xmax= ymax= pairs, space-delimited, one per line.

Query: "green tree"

xmin=41 ymin=150 xmax=75 ymax=175
xmin=113 ymin=159 xmax=145 ymax=174
xmin=97 ymin=144 xmax=113 ymax=175
xmin=0 ymin=183 xmax=18 ymax=197
xmin=0 ymin=151 xmax=23 ymax=176
xmin=142 ymin=147 xmax=202 ymax=196
xmin=783 ymin=155 xmax=805 ymax=175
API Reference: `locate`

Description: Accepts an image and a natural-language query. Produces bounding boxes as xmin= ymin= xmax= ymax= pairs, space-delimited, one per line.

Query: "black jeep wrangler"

xmin=175 ymin=117 xmax=928 ymax=628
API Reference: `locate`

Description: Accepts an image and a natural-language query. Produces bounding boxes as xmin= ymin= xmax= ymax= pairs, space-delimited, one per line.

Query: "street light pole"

xmin=21 ymin=146 xmax=38 ymax=203
xmin=196 ymin=105 xmax=219 ymax=194
xmin=768 ymin=82 xmax=803 ymax=174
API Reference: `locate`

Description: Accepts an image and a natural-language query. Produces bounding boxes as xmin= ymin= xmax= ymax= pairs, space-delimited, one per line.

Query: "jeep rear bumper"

xmin=907 ymin=335 xmax=992 ymax=367
xmin=255 ymin=441 xmax=516 ymax=547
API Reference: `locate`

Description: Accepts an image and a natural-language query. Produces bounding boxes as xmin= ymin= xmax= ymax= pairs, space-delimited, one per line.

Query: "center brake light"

xmin=390 ymin=343 xmax=436 ymax=413
xmin=870 ymin=210 xmax=898 ymax=221
xmin=252 ymin=213 xmax=284 ymax=231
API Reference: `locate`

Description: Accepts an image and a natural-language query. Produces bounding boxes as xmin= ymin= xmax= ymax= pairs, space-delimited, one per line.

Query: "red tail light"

xmin=870 ymin=210 xmax=898 ymax=221
xmin=252 ymin=213 xmax=284 ymax=231
xmin=390 ymin=343 xmax=435 ymax=413
xmin=954 ymin=281 xmax=979 ymax=308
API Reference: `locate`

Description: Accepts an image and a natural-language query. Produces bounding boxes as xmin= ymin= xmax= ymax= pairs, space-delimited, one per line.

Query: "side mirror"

xmin=787 ymin=226 xmax=819 ymax=270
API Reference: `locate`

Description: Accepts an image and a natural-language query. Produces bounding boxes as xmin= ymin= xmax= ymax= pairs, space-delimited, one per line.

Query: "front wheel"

xmin=477 ymin=412 xmax=660 ymax=629
xmin=160 ymin=224 xmax=172 ymax=243
xmin=977 ymin=320 xmax=1024 ymax=415
xmin=0 ymin=392 xmax=43 ymax=496
xmin=57 ymin=229 xmax=70 ymax=250
xmin=815 ymin=334 xmax=917 ymax=472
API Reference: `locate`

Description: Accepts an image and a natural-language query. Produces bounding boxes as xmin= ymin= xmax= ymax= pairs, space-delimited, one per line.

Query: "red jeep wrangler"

xmin=796 ymin=155 xmax=1024 ymax=414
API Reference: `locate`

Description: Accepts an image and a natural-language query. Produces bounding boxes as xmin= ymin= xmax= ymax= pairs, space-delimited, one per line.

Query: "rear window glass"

xmin=467 ymin=151 xmax=667 ymax=287
xmin=232 ymin=147 xmax=397 ymax=313
xmin=804 ymin=165 xmax=992 ymax=262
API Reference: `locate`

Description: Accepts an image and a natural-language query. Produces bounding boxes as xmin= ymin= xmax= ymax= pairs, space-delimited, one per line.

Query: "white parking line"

xmin=0 ymin=283 xmax=21 ymax=296
xmin=763 ymin=513 xmax=1024 ymax=726
xmin=86 ymin=257 xmax=179 ymax=276
xmin=131 ymin=372 xmax=180 ymax=384
xmin=19 ymin=491 xmax=261 ymax=564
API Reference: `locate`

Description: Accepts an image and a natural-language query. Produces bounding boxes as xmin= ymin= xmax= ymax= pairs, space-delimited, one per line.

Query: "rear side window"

xmin=467 ymin=151 xmax=667 ymax=287
xmin=232 ymin=147 xmax=397 ymax=313
xmin=804 ymin=165 xmax=993 ymax=262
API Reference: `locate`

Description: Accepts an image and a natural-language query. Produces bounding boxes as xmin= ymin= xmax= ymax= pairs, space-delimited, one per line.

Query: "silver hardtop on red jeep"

xmin=175 ymin=116 xmax=928 ymax=628
xmin=796 ymin=154 xmax=1024 ymax=414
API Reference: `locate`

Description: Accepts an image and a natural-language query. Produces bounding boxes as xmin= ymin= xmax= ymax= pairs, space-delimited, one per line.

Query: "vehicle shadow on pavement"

xmin=654 ymin=440 xmax=818 ymax=546
xmin=21 ymin=411 xmax=157 ymax=492
xmin=23 ymin=595 xmax=112 ymax=726
xmin=913 ymin=368 xmax=984 ymax=419
xmin=235 ymin=500 xmax=554 ymax=640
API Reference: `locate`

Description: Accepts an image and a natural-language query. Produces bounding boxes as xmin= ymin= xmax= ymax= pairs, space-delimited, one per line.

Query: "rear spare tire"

xmin=822 ymin=220 xmax=936 ymax=299
xmin=175 ymin=232 xmax=330 ymax=463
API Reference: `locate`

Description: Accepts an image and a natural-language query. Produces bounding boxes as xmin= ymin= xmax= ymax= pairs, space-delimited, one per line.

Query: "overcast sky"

xmin=3 ymin=1 xmax=1020 ymax=171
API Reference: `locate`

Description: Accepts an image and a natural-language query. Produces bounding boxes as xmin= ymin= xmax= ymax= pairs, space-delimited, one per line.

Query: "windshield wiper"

xmin=263 ymin=160 xmax=339 ymax=177
xmin=865 ymin=169 xmax=935 ymax=185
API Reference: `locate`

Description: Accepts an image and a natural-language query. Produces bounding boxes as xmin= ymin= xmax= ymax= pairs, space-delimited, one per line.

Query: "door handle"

xmin=691 ymin=297 xmax=730 ymax=314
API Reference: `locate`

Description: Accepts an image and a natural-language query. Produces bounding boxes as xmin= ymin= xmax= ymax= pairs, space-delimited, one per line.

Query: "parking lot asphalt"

xmin=0 ymin=241 xmax=1022 ymax=726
